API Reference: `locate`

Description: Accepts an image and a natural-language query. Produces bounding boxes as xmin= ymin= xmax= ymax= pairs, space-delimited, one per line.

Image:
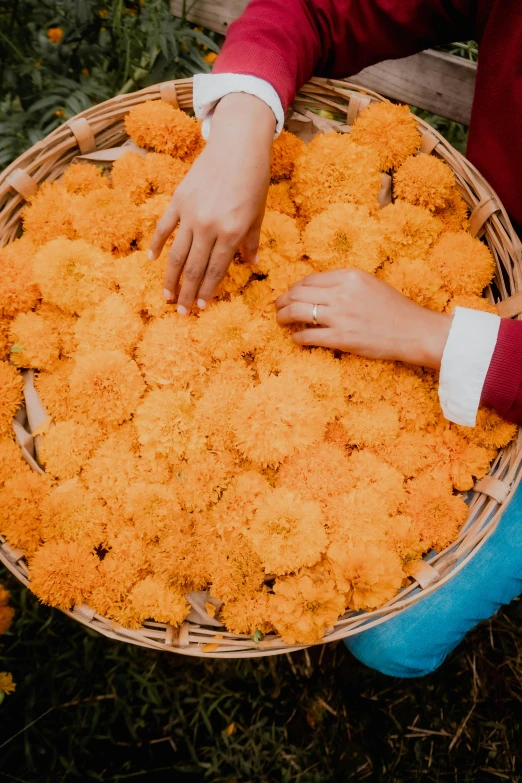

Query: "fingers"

xmin=275 ymin=286 xmax=333 ymax=311
xmin=150 ymin=202 xmax=179 ymax=261
xmin=300 ymin=270 xmax=346 ymax=288
xmin=177 ymin=234 xmax=217 ymax=313
xmin=164 ymin=227 xmax=193 ymax=302
xmin=241 ymin=212 xmax=263 ymax=266
xmin=276 ymin=301 xmax=332 ymax=327
xmin=292 ymin=327 xmax=339 ymax=348
xmin=197 ymin=238 xmax=237 ymax=307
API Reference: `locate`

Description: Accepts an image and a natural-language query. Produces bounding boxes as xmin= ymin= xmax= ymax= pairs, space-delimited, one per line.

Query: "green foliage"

xmin=0 ymin=0 xmax=220 ymax=167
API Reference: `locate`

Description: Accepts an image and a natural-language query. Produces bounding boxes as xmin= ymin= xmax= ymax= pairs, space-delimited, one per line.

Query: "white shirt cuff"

xmin=438 ymin=307 xmax=501 ymax=426
xmin=193 ymin=73 xmax=285 ymax=140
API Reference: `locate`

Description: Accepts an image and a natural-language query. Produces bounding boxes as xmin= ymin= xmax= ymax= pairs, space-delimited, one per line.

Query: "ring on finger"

xmin=312 ymin=303 xmax=319 ymax=325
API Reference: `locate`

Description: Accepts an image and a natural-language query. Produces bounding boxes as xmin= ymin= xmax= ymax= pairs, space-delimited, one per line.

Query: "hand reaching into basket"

xmin=275 ymin=269 xmax=452 ymax=370
xmin=148 ymin=93 xmax=276 ymax=313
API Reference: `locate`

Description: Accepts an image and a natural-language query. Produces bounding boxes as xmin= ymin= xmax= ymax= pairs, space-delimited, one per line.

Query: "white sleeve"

xmin=192 ymin=73 xmax=285 ymax=140
xmin=438 ymin=306 xmax=501 ymax=427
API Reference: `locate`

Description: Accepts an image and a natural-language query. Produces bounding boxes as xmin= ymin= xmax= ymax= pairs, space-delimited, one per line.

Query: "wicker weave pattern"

xmin=1 ymin=77 xmax=522 ymax=658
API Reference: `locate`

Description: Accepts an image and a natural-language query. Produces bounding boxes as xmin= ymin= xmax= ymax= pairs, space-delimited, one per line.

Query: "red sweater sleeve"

xmin=213 ymin=0 xmax=477 ymax=111
xmin=481 ymin=320 xmax=522 ymax=424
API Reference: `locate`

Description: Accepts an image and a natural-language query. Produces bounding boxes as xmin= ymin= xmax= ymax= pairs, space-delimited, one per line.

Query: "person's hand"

xmin=275 ymin=269 xmax=452 ymax=369
xmin=149 ymin=92 xmax=276 ymax=314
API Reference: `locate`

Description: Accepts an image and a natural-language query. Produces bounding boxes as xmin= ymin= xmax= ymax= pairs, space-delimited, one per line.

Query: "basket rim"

xmin=1 ymin=76 xmax=521 ymax=659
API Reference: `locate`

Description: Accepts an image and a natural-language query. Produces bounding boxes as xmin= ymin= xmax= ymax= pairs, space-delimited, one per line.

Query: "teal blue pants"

xmin=345 ymin=482 xmax=522 ymax=677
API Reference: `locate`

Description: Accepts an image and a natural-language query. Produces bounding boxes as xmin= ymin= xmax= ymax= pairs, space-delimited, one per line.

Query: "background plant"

xmin=0 ymin=0 xmax=219 ymax=166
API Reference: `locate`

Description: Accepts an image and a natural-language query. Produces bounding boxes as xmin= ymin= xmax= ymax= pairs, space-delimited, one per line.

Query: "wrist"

xmin=208 ymin=93 xmax=276 ymax=146
xmin=413 ymin=310 xmax=452 ymax=370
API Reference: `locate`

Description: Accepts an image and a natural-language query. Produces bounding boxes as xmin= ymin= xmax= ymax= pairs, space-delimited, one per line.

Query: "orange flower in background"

xmin=379 ymin=201 xmax=443 ymax=261
xmin=9 ymin=311 xmax=61 ymax=372
xmin=39 ymin=421 xmax=104 ymax=481
xmin=62 ymin=162 xmax=110 ymax=196
xmin=125 ymin=100 xmax=202 ymax=160
xmin=428 ymin=231 xmax=496 ymax=297
xmin=0 ymin=237 xmax=40 ymax=319
xmin=47 ymin=27 xmax=63 ymax=44
xmin=270 ymin=129 xmax=306 ymax=182
xmin=0 ymin=360 xmax=23 ymax=437
xmin=204 ymin=51 xmax=218 ymax=65
xmin=327 ymin=542 xmax=404 ymax=610
xmin=393 ymin=153 xmax=456 ymax=211
xmin=0 ymin=584 xmax=15 ymax=635
xmin=30 ymin=540 xmax=99 ymax=610
xmin=0 ymin=672 xmax=16 ymax=696
xmin=349 ymin=100 xmax=421 ymax=171
xmin=22 ymin=182 xmax=77 ymax=245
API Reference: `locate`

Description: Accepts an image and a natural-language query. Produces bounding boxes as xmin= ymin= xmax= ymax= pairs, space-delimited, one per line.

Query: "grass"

xmin=1 ymin=567 xmax=522 ymax=782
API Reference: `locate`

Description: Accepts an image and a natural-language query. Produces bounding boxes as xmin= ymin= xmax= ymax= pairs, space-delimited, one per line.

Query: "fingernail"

xmin=177 ymin=304 xmax=188 ymax=315
xmin=253 ymin=254 xmax=259 ymax=266
xmin=147 ymin=250 xmax=154 ymax=261
xmin=164 ymin=288 xmax=173 ymax=301
xmin=197 ymin=299 xmax=206 ymax=310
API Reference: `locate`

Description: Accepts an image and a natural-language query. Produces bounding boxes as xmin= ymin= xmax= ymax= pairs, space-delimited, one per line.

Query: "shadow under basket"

xmin=1 ymin=77 xmax=522 ymax=658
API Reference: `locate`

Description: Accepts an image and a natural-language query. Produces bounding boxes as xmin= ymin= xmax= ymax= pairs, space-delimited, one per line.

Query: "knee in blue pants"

xmin=344 ymin=480 xmax=522 ymax=678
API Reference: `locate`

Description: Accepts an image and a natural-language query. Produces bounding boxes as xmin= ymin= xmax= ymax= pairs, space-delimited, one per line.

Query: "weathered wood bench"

xmin=171 ymin=0 xmax=477 ymax=126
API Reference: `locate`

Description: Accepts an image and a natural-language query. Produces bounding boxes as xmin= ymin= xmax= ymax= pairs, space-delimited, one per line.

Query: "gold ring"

xmin=312 ymin=304 xmax=318 ymax=325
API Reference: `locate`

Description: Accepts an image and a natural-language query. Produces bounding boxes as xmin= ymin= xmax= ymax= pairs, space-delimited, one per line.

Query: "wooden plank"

xmin=171 ymin=0 xmax=477 ymax=124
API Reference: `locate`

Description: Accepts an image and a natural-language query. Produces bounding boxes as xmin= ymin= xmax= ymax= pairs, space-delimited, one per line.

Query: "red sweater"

xmin=214 ymin=0 xmax=522 ymax=424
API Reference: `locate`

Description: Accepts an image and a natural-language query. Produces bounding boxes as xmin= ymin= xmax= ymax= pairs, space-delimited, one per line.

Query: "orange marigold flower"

xmin=242 ymin=279 xmax=276 ymax=316
xmin=383 ymin=514 xmax=426 ymax=562
xmin=378 ymin=256 xmax=449 ymax=311
xmin=0 ymin=318 xmax=11 ymax=361
xmin=217 ymin=258 xmax=253 ymax=297
xmin=81 ymin=428 xmax=142 ymax=513
xmin=0 ymin=436 xmax=30 ymax=486
xmin=402 ymin=472 xmax=469 ymax=551
xmin=73 ymin=189 xmax=141 ymax=254
xmin=278 ymin=443 xmax=353 ymax=507
xmin=323 ymin=487 xmax=392 ymax=543
xmin=346 ymin=449 xmax=405 ymax=514
xmin=266 ymin=259 xmax=315 ymax=297
xmin=383 ymin=369 xmax=442 ymax=432
xmin=153 ymin=515 xmax=214 ymax=592
xmin=126 ymin=576 xmax=189 ymax=628
xmin=393 ymin=153 xmax=456 ymax=210
xmin=212 ymin=469 xmax=270 ymax=535
xmin=30 ymin=540 xmax=99 ymax=610
xmin=293 ymin=133 xmax=382 ymax=216
xmin=137 ymin=195 xmax=171 ymax=251
xmin=87 ymin=540 xmax=150 ymax=625
xmin=112 ymin=249 xmax=170 ymax=318
xmin=195 ymin=298 xmax=269 ymax=361
xmin=22 ymin=182 xmax=77 ymax=245
xmin=453 ymin=407 xmax=517 ymax=451
xmin=125 ymin=100 xmax=202 ymax=160
xmin=0 ymin=672 xmax=16 ymax=695
xmin=254 ymin=316 xmax=302 ymax=375
xmin=136 ymin=313 xmax=206 ymax=389
xmin=0 ymin=584 xmax=15 ymax=635
xmin=0 ymin=360 xmax=23 ymax=437
xmin=34 ymin=360 xmax=75 ymax=422
xmin=266 ymin=181 xmax=297 ymax=217
xmin=40 ymin=477 xmax=109 ymax=548
xmin=350 ymin=101 xmax=421 ymax=171
xmin=232 ymin=374 xmax=329 ymax=467
xmin=340 ymin=354 xmax=395 ymax=404
xmin=373 ymin=430 xmax=441 ymax=479
xmin=62 ymin=162 xmax=110 ymax=195
xmin=340 ymin=401 xmax=400 ymax=448
xmin=269 ymin=569 xmax=345 ymax=645
xmin=270 ymin=130 xmax=306 ymax=182
xmin=428 ymin=231 xmax=496 ymax=297
xmin=279 ymin=349 xmax=347 ymax=418
xmin=194 ymin=359 xmax=254 ymax=451
xmin=327 ymin=541 xmax=404 ymax=610
xmin=69 ymin=349 xmax=145 ymax=427
xmin=430 ymin=429 xmax=493 ymax=491
xmin=9 ymin=311 xmax=60 ymax=371
xmin=303 ymin=202 xmax=384 ymax=274
xmin=47 ymin=27 xmax=63 ymax=43
xmin=246 ymin=487 xmax=327 ymax=575
xmin=35 ymin=303 xmax=78 ymax=359
xmin=257 ymin=210 xmax=303 ymax=274
xmin=379 ymin=201 xmax=443 ymax=261
xmin=209 ymin=532 xmax=265 ymax=602
xmin=134 ymin=388 xmax=198 ymax=466
xmin=123 ymin=482 xmax=181 ymax=541
xmin=220 ymin=588 xmax=273 ymax=635
xmin=434 ymin=190 xmax=470 ymax=232
xmin=204 ymin=51 xmax=218 ymax=65
xmin=445 ymin=294 xmax=498 ymax=315
xmin=178 ymin=450 xmax=237 ymax=512
xmin=0 ymin=473 xmax=53 ymax=556
xmin=111 ymin=151 xmax=150 ymax=204
xmin=33 ymin=238 xmax=115 ymax=316
xmin=144 ymin=152 xmax=190 ymax=195
xmin=73 ymin=293 xmax=143 ymax=356
xmin=0 ymin=237 xmax=40 ymax=318
xmin=39 ymin=420 xmax=104 ymax=481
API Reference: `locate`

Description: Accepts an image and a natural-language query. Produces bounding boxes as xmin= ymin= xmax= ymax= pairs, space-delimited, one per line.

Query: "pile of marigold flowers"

xmin=0 ymin=98 xmax=517 ymax=648
xmin=0 ymin=583 xmax=15 ymax=700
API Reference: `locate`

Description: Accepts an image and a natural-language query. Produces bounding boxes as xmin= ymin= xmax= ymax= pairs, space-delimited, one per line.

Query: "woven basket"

xmin=1 ymin=77 xmax=522 ymax=659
